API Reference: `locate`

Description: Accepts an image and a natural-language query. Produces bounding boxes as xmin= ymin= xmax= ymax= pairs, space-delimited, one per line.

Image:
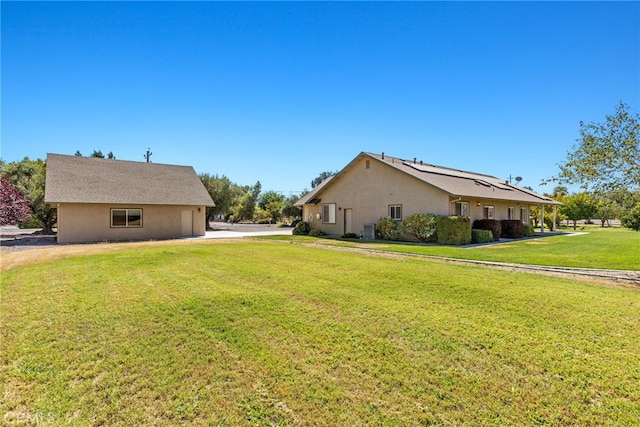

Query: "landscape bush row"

xmin=293 ymin=215 xmax=536 ymax=245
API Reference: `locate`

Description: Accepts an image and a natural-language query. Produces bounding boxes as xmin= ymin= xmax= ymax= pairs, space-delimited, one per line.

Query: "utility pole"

xmin=144 ymin=148 xmax=152 ymax=163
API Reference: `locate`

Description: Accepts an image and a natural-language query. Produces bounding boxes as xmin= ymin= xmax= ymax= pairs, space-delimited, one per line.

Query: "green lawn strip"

xmin=259 ymin=227 xmax=640 ymax=270
xmin=2 ymin=241 xmax=639 ymax=425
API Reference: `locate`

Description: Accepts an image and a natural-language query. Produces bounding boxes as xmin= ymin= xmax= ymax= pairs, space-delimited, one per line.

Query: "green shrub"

xmin=341 ymin=233 xmax=359 ymax=239
xmin=293 ymin=221 xmax=311 ymax=235
xmin=523 ymin=224 xmax=535 ymax=237
xmin=473 ymin=219 xmax=501 ymax=241
xmin=400 ymin=213 xmax=438 ymax=243
xmin=436 ymin=216 xmax=472 ymax=245
xmin=500 ymin=220 xmax=525 ymax=238
xmin=472 ymin=229 xmax=494 ymax=244
xmin=375 ymin=217 xmax=401 ymax=240
xmin=308 ymin=227 xmax=324 ymax=237
xmin=19 ymin=217 xmax=42 ymax=229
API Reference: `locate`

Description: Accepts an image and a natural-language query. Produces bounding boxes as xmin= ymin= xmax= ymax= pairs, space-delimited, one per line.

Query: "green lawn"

xmin=264 ymin=226 xmax=640 ymax=270
xmin=2 ymin=241 xmax=639 ymax=425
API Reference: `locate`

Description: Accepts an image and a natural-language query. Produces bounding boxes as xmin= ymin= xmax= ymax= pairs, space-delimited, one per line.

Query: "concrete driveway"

xmin=202 ymin=222 xmax=293 ymax=239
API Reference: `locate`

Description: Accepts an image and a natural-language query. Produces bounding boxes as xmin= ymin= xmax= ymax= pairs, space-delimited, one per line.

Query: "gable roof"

xmin=297 ymin=152 xmax=561 ymax=206
xmin=45 ymin=153 xmax=215 ymax=206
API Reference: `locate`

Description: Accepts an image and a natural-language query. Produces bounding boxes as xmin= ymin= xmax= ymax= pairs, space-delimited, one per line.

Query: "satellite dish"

xmin=515 ymin=176 xmax=523 ymax=183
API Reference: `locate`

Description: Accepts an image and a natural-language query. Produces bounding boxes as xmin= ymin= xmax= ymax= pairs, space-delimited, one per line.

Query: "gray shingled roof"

xmin=297 ymin=152 xmax=561 ymax=206
xmin=45 ymin=153 xmax=215 ymax=206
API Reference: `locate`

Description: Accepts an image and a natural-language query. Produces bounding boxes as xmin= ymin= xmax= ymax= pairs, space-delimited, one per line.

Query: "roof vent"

xmin=420 ymin=160 xmax=423 ymax=165
xmin=414 ymin=157 xmax=417 ymax=164
xmin=381 ymin=152 xmax=385 ymax=159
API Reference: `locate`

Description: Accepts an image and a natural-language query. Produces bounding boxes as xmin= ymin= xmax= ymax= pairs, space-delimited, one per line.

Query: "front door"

xmin=344 ymin=208 xmax=352 ymax=234
xmin=181 ymin=210 xmax=193 ymax=237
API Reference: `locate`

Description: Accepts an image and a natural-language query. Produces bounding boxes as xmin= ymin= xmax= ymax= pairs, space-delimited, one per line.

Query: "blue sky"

xmin=2 ymin=1 xmax=638 ymax=196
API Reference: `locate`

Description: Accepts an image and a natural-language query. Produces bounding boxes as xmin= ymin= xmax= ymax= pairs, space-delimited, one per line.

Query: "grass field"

xmin=261 ymin=227 xmax=640 ymax=270
xmin=2 ymin=240 xmax=639 ymax=425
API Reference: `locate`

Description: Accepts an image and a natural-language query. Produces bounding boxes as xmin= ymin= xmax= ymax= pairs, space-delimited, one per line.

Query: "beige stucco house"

xmin=296 ymin=152 xmax=562 ymax=238
xmin=45 ymin=153 xmax=215 ymax=243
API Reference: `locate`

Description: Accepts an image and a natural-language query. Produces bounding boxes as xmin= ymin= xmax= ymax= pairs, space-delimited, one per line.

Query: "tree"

xmin=559 ymin=192 xmax=598 ymax=230
xmin=235 ymin=181 xmax=261 ymax=221
xmin=621 ymin=202 xmax=640 ymax=231
xmin=257 ymin=191 xmax=285 ymax=223
xmin=311 ymin=171 xmax=336 ymax=188
xmin=199 ymin=173 xmax=242 ymax=227
xmin=1 ymin=157 xmax=56 ymax=233
xmin=0 ymin=175 xmax=32 ymax=226
xmin=551 ymin=102 xmax=639 ymax=194
xmin=74 ymin=150 xmax=82 ymax=156
xmin=281 ymin=194 xmax=303 ymax=220
xmin=91 ymin=150 xmax=104 ymax=158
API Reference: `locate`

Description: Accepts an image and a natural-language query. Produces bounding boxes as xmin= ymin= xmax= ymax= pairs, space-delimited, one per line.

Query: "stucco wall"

xmin=56 ymin=203 xmax=206 ymax=243
xmin=302 ymin=156 xmax=531 ymax=237
xmin=302 ymin=156 xmax=451 ymax=236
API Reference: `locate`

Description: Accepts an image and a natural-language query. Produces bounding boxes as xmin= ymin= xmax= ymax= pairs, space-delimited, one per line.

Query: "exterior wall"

xmin=302 ymin=156 xmax=451 ymax=236
xmin=455 ymin=199 xmax=530 ymax=224
xmin=56 ymin=203 xmax=206 ymax=243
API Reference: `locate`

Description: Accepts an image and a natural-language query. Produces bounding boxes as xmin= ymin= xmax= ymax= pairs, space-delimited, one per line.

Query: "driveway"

xmin=203 ymin=222 xmax=293 ymax=239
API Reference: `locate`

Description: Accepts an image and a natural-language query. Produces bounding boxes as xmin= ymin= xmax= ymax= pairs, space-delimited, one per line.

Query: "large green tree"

xmin=552 ymin=102 xmax=639 ymax=194
xmin=1 ymin=157 xmax=56 ymax=233
xmin=560 ymin=192 xmax=598 ymax=230
xmin=199 ymin=173 xmax=242 ymax=227
xmin=235 ymin=181 xmax=262 ymax=221
xmin=257 ymin=191 xmax=285 ymax=223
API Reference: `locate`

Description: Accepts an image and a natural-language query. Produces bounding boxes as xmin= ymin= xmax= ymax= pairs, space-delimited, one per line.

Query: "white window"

xmin=111 ymin=208 xmax=142 ymax=228
xmin=454 ymin=201 xmax=469 ymax=217
xmin=508 ymin=207 xmax=515 ymax=220
xmin=322 ymin=203 xmax=336 ymax=224
xmin=483 ymin=205 xmax=495 ymax=220
xmin=389 ymin=205 xmax=402 ymax=221
xmin=520 ymin=207 xmax=528 ymax=224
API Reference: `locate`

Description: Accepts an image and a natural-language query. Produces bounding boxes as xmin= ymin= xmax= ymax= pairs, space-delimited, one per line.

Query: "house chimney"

xmin=381 ymin=152 xmax=385 ymax=159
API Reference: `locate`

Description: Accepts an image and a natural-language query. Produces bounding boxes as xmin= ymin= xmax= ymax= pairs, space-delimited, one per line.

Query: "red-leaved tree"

xmin=0 ymin=175 xmax=32 ymax=226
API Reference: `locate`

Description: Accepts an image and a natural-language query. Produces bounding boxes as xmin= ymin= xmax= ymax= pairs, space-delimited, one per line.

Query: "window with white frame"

xmin=389 ymin=205 xmax=402 ymax=221
xmin=454 ymin=201 xmax=469 ymax=217
xmin=322 ymin=203 xmax=336 ymax=224
xmin=111 ymin=208 xmax=142 ymax=228
xmin=508 ymin=207 xmax=515 ymax=220
xmin=520 ymin=207 xmax=528 ymax=224
xmin=483 ymin=205 xmax=495 ymax=220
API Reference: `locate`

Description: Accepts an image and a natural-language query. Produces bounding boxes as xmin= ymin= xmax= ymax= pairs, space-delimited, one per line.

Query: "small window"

xmin=520 ymin=207 xmax=528 ymax=224
xmin=389 ymin=205 xmax=402 ymax=221
xmin=483 ymin=205 xmax=495 ymax=220
xmin=454 ymin=201 xmax=469 ymax=217
xmin=508 ymin=207 xmax=515 ymax=220
xmin=322 ymin=203 xmax=336 ymax=224
xmin=111 ymin=208 xmax=142 ymax=228
xmin=365 ymin=160 xmax=370 ymax=169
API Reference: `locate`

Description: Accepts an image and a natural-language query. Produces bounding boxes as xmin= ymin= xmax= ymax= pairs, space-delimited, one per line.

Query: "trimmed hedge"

xmin=523 ymin=224 xmax=536 ymax=237
xmin=472 ymin=229 xmax=494 ymax=244
xmin=472 ymin=219 xmax=501 ymax=241
xmin=435 ymin=216 xmax=472 ymax=245
xmin=500 ymin=220 xmax=525 ymax=239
